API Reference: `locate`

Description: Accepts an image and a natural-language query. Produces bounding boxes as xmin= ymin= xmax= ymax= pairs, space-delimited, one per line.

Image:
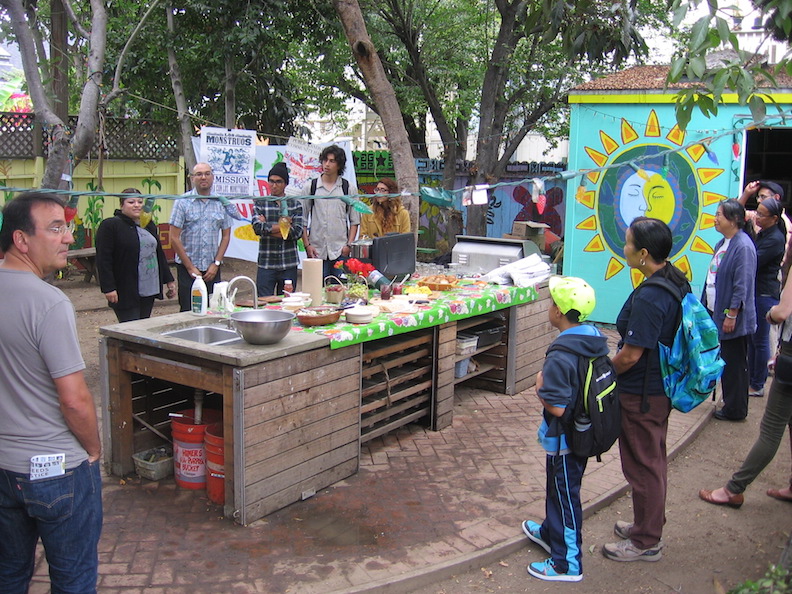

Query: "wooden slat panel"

xmin=119 ymin=350 xmax=224 ymax=393
xmin=361 ymin=378 xmax=433 ymax=414
xmin=361 ymin=408 xmax=429 ymax=442
xmin=362 ymin=363 xmax=432 ymax=398
xmin=243 ymin=458 xmax=358 ymax=525
xmin=361 ymin=348 xmax=431 ymax=379
xmin=243 ymin=407 xmax=359 ymax=465
xmin=244 ymin=375 xmax=359 ymax=430
xmin=361 ymin=392 xmax=430 ymax=429
xmin=244 ymin=357 xmax=359 ymax=409
xmin=245 ymin=443 xmax=358 ymax=500
xmin=242 ymin=345 xmax=359 ymax=388
xmin=362 ymin=332 xmax=432 ymax=361
xmin=244 ymin=388 xmax=359 ymax=442
xmin=245 ymin=424 xmax=359 ymax=485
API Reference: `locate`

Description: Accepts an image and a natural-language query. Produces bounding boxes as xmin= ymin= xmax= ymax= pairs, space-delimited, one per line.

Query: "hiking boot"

xmin=614 ymin=520 xmax=633 ymax=539
xmin=521 ymin=520 xmax=551 ymax=554
xmin=527 ymin=558 xmax=582 ymax=582
xmin=602 ymin=539 xmax=663 ymax=562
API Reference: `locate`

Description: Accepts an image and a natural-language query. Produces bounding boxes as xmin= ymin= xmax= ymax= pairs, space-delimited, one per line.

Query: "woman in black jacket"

xmin=96 ymin=189 xmax=175 ymax=322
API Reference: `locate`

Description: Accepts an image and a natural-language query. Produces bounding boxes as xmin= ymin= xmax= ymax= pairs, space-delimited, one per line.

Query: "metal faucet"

xmin=225 ymin=276 xmax=258 ymax=309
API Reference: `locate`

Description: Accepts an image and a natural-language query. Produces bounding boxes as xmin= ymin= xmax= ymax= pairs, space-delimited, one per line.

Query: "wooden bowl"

xmin=296 ymin=306 xmax=342 ymax=327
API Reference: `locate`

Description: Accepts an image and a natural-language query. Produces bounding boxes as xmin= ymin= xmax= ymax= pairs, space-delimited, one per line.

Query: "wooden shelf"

xmin=454 ymin=362 xmax=497 ymax=385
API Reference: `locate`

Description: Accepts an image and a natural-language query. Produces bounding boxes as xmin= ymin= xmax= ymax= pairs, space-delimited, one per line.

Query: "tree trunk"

xmin=333 ymin=0 xmax=420 ymax=236
xmin=224 ymin=59 xmax=237 ymax=129
xmin=469 ymin=0 xmax=526 ymax=237
xmin=166 ymin=5 xmax=196 ymax=182
xmin=4 ymin=0 xmax=105 ymax=189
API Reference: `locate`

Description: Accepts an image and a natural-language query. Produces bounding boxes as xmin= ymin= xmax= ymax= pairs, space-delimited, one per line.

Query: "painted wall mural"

xmin=565 ymin=105 xmax=738 ymax=323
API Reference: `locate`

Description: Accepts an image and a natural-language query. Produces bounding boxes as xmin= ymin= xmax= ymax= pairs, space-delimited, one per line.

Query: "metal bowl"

xmin=229 ymin=310 xmax=295 ymax=345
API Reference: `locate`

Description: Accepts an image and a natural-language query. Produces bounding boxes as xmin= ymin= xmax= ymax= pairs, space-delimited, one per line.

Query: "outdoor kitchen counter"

xmin=100 ymin=282 xmax=552 ymax=525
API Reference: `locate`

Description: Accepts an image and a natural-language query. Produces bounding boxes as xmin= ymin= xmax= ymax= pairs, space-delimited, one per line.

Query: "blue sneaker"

xmin=521 ymin=520 xmax=551 ymax=554
xmin=527 ymin=558 xmax=583 ymax=582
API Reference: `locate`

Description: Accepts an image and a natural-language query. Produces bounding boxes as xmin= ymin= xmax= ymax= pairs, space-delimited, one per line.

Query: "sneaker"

xmin=527 ymin=558 xmax=582 ymax=582
xmin=521 ymin=520 xmax=551 ymax=554
xmin=614 ymin=520 xmax=633 ymax=539
xmin=602 ymin=539 xmax=663 ymax=562
xmin=748 ymin=389 xmax=764 ymax=398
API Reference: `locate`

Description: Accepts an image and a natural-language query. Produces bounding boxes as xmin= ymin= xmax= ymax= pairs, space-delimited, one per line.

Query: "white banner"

xmin=193 ymin=139 xmax=356 ymax=263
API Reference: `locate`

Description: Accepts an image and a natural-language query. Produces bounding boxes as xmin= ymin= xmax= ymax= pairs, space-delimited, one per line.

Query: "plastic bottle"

xmin=191 ymin=275 xmax=208 ymax=315
xmin=283 ymin=280 xmax=294 ymax=295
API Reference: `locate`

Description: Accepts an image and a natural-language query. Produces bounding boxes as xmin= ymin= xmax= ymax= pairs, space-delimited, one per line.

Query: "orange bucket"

xmin=205 ymin=423 xmax=225 ymax=505
xmin=171 ymin=409 xmax=222 ymax=490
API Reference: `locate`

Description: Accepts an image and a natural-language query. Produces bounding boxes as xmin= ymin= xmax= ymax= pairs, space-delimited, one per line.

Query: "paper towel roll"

xmin=303 ymin=258 xmax=324 ymax=306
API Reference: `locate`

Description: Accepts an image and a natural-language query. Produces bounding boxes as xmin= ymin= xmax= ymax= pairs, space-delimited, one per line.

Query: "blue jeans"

xmin=0 ymin=459 xmax=103 ymax=594
xmin=748 ymin=295 xmax=778 ymax=392
xmin=256 ymin=267 xmax=298 ymax=297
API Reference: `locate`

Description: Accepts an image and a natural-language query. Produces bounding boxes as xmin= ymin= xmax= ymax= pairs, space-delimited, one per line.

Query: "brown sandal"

xmin=766 ymin=488 xmax=792 ymax=503
xmin=699 ymin=488 xmax=744 ymax=509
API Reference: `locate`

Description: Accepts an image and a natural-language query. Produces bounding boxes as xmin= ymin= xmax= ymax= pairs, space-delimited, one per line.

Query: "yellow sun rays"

xmin=579 ymin=109 xmax=718 ymax=282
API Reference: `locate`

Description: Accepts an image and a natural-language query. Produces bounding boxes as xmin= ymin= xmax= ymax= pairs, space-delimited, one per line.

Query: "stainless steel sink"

xmin=162 ymin=325 xmax=242 ymax=345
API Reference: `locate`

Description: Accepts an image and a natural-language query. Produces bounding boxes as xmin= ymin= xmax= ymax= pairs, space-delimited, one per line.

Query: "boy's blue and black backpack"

xmin=639 ymin=276 xmax=725 ymax=413
xmin=547 ymin=345 xmax=620 ymax=462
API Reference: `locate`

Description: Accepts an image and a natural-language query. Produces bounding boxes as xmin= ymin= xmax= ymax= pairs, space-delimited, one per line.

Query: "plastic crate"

xmin=471 ymin=322 xmax=504 ymax=348
xmin=132 ymin=446 xmax=174 ymax=481
xmin=456 ymin=333 xmax=478 ymax=355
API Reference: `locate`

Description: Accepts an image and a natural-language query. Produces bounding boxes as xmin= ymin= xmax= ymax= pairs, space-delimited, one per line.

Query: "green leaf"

xmin=672 ymin=2 xmax=688 ymax=28
xmin=690 ymin=16 xmax=711 ymax=52
xmin=715 ymin=16 xmax=730 ymax=43
xmin=749 ymin=95 xmax=767 ymax=123
xmin=690 ymin=56 xmax=706 ymax=79
xmin=669 ymin=56 xmax=687 ymax=81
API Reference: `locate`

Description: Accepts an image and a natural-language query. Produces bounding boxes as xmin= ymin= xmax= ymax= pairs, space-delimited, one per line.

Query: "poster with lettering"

xmin=283 ymin=137 xmax=322 ymax=197
xmin=199 ymin=127 xmax=257 ymax=196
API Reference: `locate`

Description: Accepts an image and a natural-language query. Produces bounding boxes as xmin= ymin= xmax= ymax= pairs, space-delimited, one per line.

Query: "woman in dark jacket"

xmin=702 ymin=199 xmax=757 ymax=421
xmin=601 ymin=217 xmax=690 ymax=563
xmin=96 ymin=189 xmax=175 ymax=322
xmin=748 ymin=198 xmax=786 ymax=397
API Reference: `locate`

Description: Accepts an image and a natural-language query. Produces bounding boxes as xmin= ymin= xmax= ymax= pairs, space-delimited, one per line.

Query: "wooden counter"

xmin=101 ymin=283 xmax=552 ymax=525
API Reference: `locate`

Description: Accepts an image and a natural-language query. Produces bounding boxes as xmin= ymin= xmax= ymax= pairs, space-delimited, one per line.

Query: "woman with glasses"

xmin=747 ymin=198 xmax=786 ymax=398
xmin=96 ymin=188 xmax=175 ymax=322
xmin=360 ymin=177 xmax=411 ymax=237
xmin=701 ymin=199 xmax=757 ymax=421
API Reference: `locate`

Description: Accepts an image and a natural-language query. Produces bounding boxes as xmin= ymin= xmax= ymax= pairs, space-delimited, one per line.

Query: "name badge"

xmin=30 ymin=454 xmax=66 ymax=480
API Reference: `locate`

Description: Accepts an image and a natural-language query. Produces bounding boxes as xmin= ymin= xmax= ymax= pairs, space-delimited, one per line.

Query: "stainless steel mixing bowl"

xmin=229 ymin=310 xmax=295 ymax=344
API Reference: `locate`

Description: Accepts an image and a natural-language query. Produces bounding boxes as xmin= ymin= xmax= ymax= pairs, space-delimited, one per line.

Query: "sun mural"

xmin=576 ymin=109 xmax=726 ymax=288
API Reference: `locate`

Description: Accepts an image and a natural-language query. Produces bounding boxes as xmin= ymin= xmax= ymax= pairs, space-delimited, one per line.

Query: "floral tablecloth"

xmin=283 ymin=282 xmax=539 ymax=349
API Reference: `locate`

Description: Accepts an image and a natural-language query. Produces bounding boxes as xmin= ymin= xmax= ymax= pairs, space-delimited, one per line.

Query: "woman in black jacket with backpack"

xmin=603 ymin=217 xmax=690 ymax=564
xmin=96 ymin=189 xmax=175 ymax=322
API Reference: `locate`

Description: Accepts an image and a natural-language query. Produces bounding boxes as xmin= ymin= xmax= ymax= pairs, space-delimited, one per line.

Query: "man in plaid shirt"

xmin=252 ymin=162 xmax=304 ymax=296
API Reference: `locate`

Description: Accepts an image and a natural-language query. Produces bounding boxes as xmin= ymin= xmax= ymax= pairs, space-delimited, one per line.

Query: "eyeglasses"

xmin=269 ymin=179 xmax=286 ymax=184
xmin=192 ymin=172 xmax=213 ymax=178
xmin=41 ymin=223 xmax=74 ymax=235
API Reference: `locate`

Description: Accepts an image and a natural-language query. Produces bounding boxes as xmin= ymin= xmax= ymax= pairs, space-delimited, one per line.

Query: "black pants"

xmin=176 ymin=263 xmax=221 ymax=312
xmin=113 ymin=295 xmax=156 ymax=322
xmin=720 ymin=335 xmax=749 ymax=420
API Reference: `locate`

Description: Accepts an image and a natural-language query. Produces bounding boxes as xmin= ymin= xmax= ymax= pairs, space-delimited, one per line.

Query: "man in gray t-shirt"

xmin=0 ymin=192 xmax=102 ymax=592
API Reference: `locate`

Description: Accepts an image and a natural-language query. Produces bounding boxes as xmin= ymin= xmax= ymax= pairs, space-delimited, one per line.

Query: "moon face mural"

xmin=575 ymin=109 xmax=727 ymax=286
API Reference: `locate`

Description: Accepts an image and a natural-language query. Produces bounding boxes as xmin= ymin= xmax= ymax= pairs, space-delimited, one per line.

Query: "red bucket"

xmin=171 ymin=409 xmax=222 ymax=490
xmin=205 ymin=423 xmax=225 ymax=505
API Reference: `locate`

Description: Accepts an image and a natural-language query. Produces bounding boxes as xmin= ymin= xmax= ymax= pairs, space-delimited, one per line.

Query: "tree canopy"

xmin=668 ymin=0 xmax=792 ymax=129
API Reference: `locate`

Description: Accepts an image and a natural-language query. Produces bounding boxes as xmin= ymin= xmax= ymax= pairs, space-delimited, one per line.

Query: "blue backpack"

xmin=641 ymin=277 xmax=725 ymax=412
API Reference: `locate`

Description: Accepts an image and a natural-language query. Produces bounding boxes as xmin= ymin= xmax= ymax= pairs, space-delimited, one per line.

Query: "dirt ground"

xmin=56 ymin=261 xmax=792 ymax=594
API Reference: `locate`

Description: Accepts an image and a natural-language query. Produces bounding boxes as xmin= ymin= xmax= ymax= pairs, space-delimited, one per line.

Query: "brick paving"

xmin=29 ymin=378 xmax=711 ymax=594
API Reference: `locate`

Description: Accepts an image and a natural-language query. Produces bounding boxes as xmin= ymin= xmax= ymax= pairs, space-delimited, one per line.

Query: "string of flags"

xmin=2 ymin=107 xmax=790 ymax=230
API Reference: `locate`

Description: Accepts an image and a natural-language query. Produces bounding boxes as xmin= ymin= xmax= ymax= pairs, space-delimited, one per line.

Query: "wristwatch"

xmin=214 ymin=259 xmax=223 ymax=267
